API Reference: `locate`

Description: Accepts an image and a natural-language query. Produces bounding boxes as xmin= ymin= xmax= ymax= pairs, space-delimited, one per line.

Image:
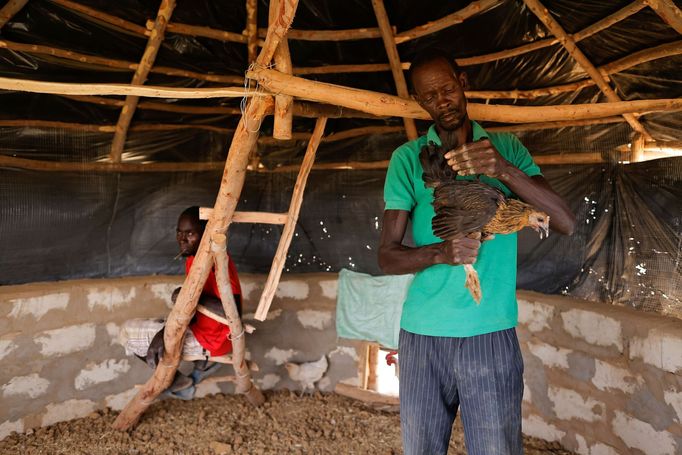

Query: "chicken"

xmin=420 ymin=140 xmax=550 ymax=303
xmin=284 ymin=355 xmax=328 ymax=392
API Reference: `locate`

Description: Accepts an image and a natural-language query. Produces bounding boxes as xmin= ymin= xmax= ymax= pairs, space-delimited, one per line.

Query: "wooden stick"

xmin=371 ymin=0 xmax=417 ymax=140
xmin=0 ymin=119 xmax=233 ymax=133
xmin=523 ymin=0 xmax=652 ymax=140
xmin=465 ymin=80 xmax=597 ymax=100
xmin=0 ymin=76 xmax=254 ymax=98
xmin=254 ymin=116 xmax=327 ymax=321
xmin=0 ymin=154 xmax=226 ymax=172
xmin=149 ymin=19 xmax=247 ymax=44
xmin=110 ymin=0 xmax=176 ymax=163
xmin=599 ymin=40 xmax=682 ymax=76
xmin=269 ymin=0 xmax=294 ymax=140
xmin=642 ymin=0 xmax=682 ymax=34
xmin=294 ymin=63 xmax=394 ymax=75
xmin=0 ymin=0 xmax=28 ymax=29
xmin=211 ymin=233 xmax=264 ymax=404
xmin=260 ymin=26 xmax=391 ymax=41
xmin=394 ymin=0 xmax=503 ymax=44
xmin=246 ymin=0 xmax=258 ymax=63
xmin=335 ymin=383 xmax=399 ymax=407
xmin=0 ymin=39 xmax=243 ymax=84
xmin=256 ymin=0 xmax=297 ymax=66
xmin=631 ymin=133 xmax=645 ymax=162
xmin=201 ymin=208 xmax=288 ymax=224
xmin=48 ymin=0 xmax=148 ymax=36
xmin=486 ymin=116 xmax=626 ymax=133
xmin=457 ymin=1 xmax=646 ymax=66
xmin=111 ymin=1 xmax=298 ymax=429
xmin=247 ymin=66 xmax=682 ymax=122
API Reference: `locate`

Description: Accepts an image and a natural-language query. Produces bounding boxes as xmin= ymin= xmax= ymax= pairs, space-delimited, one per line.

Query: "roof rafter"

xmin=109 ymin=0 xmax=176 ymax=163
xmin=371 ymin=0 xmax=417 ymax=140
xmin=0 ymin=0 xmax=29 ymax=29
xmin=642 ymin=0 xmax=682 ymax=34
xmin=523 ymin=0 xmax=653 ymax=140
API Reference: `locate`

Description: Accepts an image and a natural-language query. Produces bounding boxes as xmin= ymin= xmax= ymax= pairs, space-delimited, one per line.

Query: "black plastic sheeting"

xmin=2 ymin=159 xmax=681 ymax=318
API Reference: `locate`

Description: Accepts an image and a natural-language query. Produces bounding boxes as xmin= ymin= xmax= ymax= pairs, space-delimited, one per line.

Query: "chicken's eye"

xmin=538 ymin=217 xmax=544 ymax=222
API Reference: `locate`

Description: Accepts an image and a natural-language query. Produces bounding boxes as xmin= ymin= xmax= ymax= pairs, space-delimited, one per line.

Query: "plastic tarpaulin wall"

xmin=1 ymin=157 xmax=681 ymax=319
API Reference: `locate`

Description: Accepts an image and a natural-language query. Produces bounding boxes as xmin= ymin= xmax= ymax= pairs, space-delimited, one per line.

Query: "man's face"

xmin=412 ymin=58 xmax=469 ymax=132
xmin=176 ymin=215 xmax=203 ymax=257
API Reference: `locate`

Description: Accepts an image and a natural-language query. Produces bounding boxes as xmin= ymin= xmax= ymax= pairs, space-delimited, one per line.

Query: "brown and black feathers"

xmin=419 ymin=140 xmax=504 ymax=241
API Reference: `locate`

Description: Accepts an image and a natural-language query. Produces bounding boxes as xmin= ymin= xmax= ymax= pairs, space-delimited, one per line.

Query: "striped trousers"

xmin=399 ymin=328 xmax=524 ymax=455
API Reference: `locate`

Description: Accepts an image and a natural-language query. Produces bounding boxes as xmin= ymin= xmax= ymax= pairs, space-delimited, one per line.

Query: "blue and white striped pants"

xmin=399 ymin=328 xmax=524 ymax=455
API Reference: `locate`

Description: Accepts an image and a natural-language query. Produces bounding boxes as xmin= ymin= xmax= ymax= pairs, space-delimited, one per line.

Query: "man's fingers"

xmin=444 ymin=140 xmax=493 ymax=160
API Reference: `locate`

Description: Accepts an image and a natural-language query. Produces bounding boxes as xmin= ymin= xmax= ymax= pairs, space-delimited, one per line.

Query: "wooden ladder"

xmin=201 ymin=116 xmax=328 ymax=322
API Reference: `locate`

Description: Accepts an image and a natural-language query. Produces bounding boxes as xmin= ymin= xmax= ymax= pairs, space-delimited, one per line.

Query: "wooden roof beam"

xmin=371 ymin=0 xmax=417 ymax=140
xmin=269 ymin=0 xmax=293 ymax=140
xmin=394 ymin=0 xmax=503 ymax=44
xmin=523 ymin=0 xmax=653 ymax=140
xmin=642 ymin=0 xmax=682 ymax=34
xmin=109 ymin=0 xmax=176 ymax=163
xmin=0 ymin=0 xmax=29 ymax=29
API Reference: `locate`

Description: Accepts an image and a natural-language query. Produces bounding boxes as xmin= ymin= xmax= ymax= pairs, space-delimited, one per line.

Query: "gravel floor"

xmin=0 ymin=391 xmax=574 ymax=454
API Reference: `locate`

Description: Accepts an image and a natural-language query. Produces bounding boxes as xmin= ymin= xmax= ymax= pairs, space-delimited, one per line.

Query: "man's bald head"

xmin=408 ymin=48 xmax=463 ymax=95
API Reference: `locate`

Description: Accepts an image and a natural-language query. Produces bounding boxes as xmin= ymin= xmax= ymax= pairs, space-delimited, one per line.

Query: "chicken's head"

xmin=527 ymin=211 xmax=550 ymax=239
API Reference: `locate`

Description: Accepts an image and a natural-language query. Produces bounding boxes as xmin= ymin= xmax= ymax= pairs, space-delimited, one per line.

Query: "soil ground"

xmin=0 ymin=391 xmax=574 ymax=454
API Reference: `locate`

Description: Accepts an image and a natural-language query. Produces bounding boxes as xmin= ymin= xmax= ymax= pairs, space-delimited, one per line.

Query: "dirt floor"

xmin=1 ymin=391 xmax=574 ymax=454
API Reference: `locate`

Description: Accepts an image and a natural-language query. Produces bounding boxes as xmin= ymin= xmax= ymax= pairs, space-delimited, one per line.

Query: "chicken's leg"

xmin=464 ymin=264 xmax=482 ymax=304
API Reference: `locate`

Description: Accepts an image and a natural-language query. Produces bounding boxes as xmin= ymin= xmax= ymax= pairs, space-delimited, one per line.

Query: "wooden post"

xmin=366 ymin=344 xmax=379 ymax=391
xmin=631 ymin=133 xmax=645 ymax=162
xmin=371 ymin=0 xmax=417 ymax=140
xmin=642 ymin=0 xmax=682 ymax=34
xmin=254 ymin=116 xmax=327 ymax=321
xmin=49 ymin=0 xmax=148 ymax=36
xmin=269 ymin=0 xmax=294 ymax=140
xmin=109 ymin=0 xmax=176 ymax=163
xmin=0 ymin=0 xmax=28 ymax=29
xmin=211 ymin=233 xmax=264 ymax=405
xmin=246 ymin=0 xmax=258 ymax=63
xmin=112 ymin=0 xmax=298 ymax=431
xmin=523 ymin=0 xmax=653 ymax=141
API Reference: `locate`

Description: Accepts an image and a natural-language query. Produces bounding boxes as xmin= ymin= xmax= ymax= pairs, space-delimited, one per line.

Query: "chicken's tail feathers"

xmin=463 ymin=264 xmax=482 ymax=304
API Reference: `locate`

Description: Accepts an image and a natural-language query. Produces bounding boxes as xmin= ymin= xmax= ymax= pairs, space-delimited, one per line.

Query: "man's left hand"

xmin=444 ymin=139 xmax=511 ymax=178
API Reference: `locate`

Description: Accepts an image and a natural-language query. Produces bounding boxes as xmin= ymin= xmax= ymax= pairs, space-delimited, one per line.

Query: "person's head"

xmin=176 ymin=206 xmax=206 ymax=257
xmin=409 ymin=48 xmax=469 ymax=132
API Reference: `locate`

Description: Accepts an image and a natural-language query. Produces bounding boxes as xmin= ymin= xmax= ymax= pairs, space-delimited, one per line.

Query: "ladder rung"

xmin=200 ymin=207 xmax=287 ymax=225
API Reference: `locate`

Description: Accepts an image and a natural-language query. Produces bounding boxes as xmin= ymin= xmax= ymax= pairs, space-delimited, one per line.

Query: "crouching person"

xmin=119 ymin=206 xmax=243 ymax=399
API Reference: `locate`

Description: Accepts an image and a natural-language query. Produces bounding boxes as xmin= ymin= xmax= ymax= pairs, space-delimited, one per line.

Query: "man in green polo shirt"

xmin=378 ymin=48 xmax=575 ymax=455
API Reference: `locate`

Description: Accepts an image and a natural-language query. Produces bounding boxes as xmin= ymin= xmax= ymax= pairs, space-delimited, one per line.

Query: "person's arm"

xmin=444 ymin=139 xmax=576 ymax=235
xmin=171 ymin=286 xmax=242 ymax=319
xmin=378 ymin=209 xmax=481 ymax=275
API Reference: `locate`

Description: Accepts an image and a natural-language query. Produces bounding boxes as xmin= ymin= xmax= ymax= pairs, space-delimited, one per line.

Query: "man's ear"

xmin=458 ymin=72 xmax=469 ymax=90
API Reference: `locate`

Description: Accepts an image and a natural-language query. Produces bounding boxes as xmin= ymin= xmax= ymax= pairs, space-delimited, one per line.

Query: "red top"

xmin=186 ymin=255 xmax=242 ymax=356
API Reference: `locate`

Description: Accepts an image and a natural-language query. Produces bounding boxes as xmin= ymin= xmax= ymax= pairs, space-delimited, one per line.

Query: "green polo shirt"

xmin=384 ymin=121 xmax=542 ymax=337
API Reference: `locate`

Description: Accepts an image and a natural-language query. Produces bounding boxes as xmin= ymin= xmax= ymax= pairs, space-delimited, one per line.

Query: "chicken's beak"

xmin=539 ymin=225 xmax=549 ymax=240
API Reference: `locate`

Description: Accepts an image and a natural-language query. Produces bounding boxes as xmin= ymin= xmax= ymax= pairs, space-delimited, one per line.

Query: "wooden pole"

xmin=152 ymin=19 xmax=247 ymax=43
xmin=642 ymin=0 xmax=682 ymax=34
xmin=523 ymin=0 xmax=653 ymax=140
xmin=371 ymin=0 xmax=417 ymax=140
xmin=254 ymin=116 xmax=327 ymax=321
xmin=0 ymin=39 xmax=236 ymax=84
xmin=109 ymin=0 xmax=176 ymax=163
xmin=599 ymin=40 xmax=682 ymax=76
xmin=48 ymin=0 xmax=148 ymax=36
xmin=269 ymin=0 xmax=294 ymax=140
xmin=457 ymin=1 xmax=645 ymax=66
xmin=261 ymin=27 xmax=389 ymax=41
xmin=246 ymin=0 xmax=258 ymax=63
xmin=211 ymin=233 xmax=265 ymax=405
xmin=394 ymin=0 xmax=502 ymax=44
xmin=246 ymin=66 xmax=682 ymax=122
xmin=0 ymin=76 xmax=253 ymax=98
xmin=631 ymin=133 xmax=646 ymax=162
xmin=112 ymin=0 xmax=299 ymax=431
xmin=0 ymin=0 xmax=28 ymax=29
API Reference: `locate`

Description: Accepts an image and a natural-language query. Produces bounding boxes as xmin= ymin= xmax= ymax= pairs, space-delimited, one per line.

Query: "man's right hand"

xmin=146 ymin=327 xmax=165 ymax=369
xmin=437 ymin=233 xmax=481 ymax=265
